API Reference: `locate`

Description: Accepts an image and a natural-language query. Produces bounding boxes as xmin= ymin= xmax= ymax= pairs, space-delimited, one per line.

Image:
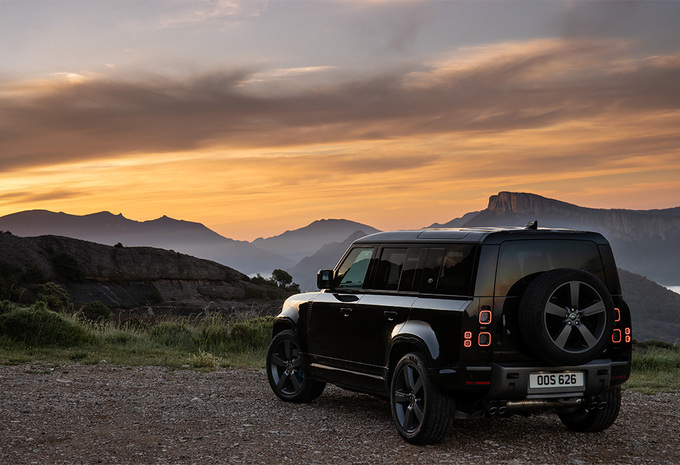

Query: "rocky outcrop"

xmin=0 ymin=210 xmax=290 ymax=275
xmin=0 ymin=233 xmax=290 ymax=314
xmin=457 ymin=192 xmax=680 ymax=285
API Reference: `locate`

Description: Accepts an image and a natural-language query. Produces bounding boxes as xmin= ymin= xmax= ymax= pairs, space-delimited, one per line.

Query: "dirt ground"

xmin=1 ymin=362 xmax=678 ymax=465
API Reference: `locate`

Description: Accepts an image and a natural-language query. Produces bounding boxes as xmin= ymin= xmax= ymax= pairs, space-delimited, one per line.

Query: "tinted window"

xmin=420 ymin=248 xmax=445 ymax=292
xmin=496 ymin=240 xmax=605 ymax=297
xmin=336 ymin=247 xmax=375 ymax=289
xmin=397 ymin=245 xmax=476 ymax=296
xmin=398 ymin=248 xmax=424 ymax=292
xmin=373 ymin=248 xmax=407 ymax=290
xmin=437 ymin=245 xmax=477 ymax=295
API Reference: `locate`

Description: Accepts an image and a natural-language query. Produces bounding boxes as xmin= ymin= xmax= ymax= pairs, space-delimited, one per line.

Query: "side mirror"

xmin=317 ymin=269 xmax=334 ymax=290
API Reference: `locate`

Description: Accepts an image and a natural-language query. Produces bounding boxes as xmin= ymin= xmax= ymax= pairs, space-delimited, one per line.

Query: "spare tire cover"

xmin=519 ymin=268 xmax=615 ymax=365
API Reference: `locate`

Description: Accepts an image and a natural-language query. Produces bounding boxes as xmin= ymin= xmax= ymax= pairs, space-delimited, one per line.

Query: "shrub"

xmin=52 ymin=252 xmax=85 ymax=282
xmin=229 ymin=316 xmax=274 ymax=350
xmin=99 ymin=328 xmax=143 ymax=345
xmin=632 ymin=347 xmax=680 ymax=372
xmin=81 ymin=301 xmax=113 ymax=322
xmin=195 ymin=316 xmax=230 ymax=349
xmin=22 ymin=266 xmax=47 ymax=284
xmin=0 ymin=261 xmax=21 ymax=300
xmin=36 ymin=282 xmax=73 ymax=313
xmin=0 ymin=302 xmax=89 ymax=347
xmin=150 ymin=320 xmax=195 ymax=350
xmin=188 ymin=349 xmax=223 ymax=369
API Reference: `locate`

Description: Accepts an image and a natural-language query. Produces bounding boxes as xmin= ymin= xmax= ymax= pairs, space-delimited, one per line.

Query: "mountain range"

xmin=434 ymin=192 xmax=680 ymax=287
xmin=1 ymin=191 xmax=679 ymax=342
xmin=1 ymin=192 xmax=678 ymax=287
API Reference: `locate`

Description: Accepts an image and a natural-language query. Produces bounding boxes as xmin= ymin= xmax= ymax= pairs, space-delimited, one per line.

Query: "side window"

xmin=398 ymin=248 xmax=423 ymax=292
xmin=397 ymin=245 xmax=477 ymax=295
xmin=420 ymin=248 xmax=445 ymax=292
xmin=437 ymin=244 xmax=476 ymax=296
xmin=336 ymin=247 xmax=375 ymax=289
xmin=372 ymin=248 xmax=407 ymax=290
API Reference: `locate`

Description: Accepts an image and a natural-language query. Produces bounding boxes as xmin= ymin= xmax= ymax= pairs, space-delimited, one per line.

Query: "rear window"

xmin=495 ymin=240 xmax=605 ymax=297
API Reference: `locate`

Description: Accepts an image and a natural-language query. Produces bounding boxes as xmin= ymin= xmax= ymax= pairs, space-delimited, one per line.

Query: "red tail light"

xmin=478 ymin=332 xmax=491 ymax=347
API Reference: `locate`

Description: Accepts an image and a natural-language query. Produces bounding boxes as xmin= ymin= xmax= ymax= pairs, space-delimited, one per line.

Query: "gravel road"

xmin=1 ymin=362 xmax=678 ymax=465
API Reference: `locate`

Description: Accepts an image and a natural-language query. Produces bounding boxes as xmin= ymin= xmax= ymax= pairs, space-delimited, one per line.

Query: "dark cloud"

xmin=0 ymin=188 xmax=84 ymax=204
xmin=1 ymin=38 xmax=679 ymax=171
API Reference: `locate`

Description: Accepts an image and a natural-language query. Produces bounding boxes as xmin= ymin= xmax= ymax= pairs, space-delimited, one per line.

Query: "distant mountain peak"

xmin=487 ymin=192 xmax=580 ymax=215
xmin=252 ymin=218 xmax=380 ymax=262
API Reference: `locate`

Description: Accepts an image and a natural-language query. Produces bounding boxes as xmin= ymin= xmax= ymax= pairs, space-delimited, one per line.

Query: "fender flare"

xmin=390 ymin=320 xmax=440 ymax=361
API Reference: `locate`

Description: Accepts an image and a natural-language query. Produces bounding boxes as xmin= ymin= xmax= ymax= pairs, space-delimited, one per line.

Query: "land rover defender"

xmin=266 ymin=224 xmax=632 ymax=443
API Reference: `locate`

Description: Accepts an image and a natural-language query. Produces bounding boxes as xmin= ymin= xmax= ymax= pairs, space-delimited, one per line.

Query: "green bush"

xmin=99 ymin=328 xmax=143 ymax=345
xmin=632 ymin=347 xmax=680 ymax=372
xmin=52 ymin=252 xmax=85 ymax=282
xmin=188 ymin=349 xmax=223 ymax=369
xmin=81 ymin=301 xmax=113 ymax=322
xmin=36 ymin=282 xmax=73 ymax=313
xmin=229 ymin=316 xmax=273 ymax=350
xmin=195 ymin=316 xmax=230 ymax=349
xmin=0 ymin=302 xmax=89 ymax=347
xmin=0 ymin=300 xmax=17 ymax=314
xmin=150 ymin=321 xmax=195 ymax=350
xmin=22 ymin=266 xmax=47 ymax=284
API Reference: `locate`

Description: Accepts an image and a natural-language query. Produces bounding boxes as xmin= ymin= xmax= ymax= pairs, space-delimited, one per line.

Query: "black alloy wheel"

xmin=266 ymin=330 xmax=325 ymax=403
xmin=390 ymin=352 xmax=453 ymax=444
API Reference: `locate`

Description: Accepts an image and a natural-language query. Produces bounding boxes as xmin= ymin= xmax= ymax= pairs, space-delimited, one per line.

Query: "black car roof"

xmin=353 ymin=227 xmax=610 ymax=246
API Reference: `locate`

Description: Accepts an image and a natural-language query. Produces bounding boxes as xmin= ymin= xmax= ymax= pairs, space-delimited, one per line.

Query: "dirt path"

xmin=1 ymin=362 xmax=678 ymax=464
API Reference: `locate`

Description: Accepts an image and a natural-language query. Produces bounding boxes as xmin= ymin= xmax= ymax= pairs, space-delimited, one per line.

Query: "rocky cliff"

xmin=453 ymin=192 xmax=680 ymax=285
xmin=0 ymin=233 xmax=290 ymax=315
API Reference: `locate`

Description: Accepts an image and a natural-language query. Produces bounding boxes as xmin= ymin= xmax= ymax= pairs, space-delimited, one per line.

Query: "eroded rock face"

xmin=0 ymin=233 xmax=289 ymax=313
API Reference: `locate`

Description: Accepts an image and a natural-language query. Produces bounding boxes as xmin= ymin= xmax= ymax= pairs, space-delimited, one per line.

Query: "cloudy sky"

xmin=1 ymin=0 xmax=679 ymax=240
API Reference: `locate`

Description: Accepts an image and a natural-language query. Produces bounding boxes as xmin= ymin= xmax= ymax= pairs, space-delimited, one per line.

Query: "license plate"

xmin=529 ymin=372 xmax=584 ymax=389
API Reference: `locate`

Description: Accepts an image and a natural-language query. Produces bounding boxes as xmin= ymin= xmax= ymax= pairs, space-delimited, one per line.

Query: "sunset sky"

xmin=1 ymin=0 xmax=679 ymax=240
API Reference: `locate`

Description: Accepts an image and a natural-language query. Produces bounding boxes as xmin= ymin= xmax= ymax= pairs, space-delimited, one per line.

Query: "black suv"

xmin=266 ymin=225 xmax=632 ymax=443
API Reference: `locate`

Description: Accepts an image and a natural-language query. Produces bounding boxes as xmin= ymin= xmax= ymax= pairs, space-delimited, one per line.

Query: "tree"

xmin=271 ymin=269 xmax=293 ymax=287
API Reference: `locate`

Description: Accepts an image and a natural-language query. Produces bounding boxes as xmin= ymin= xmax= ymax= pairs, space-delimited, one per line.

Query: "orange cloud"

xmin=1 ymin=38 xmax=679 ymax=239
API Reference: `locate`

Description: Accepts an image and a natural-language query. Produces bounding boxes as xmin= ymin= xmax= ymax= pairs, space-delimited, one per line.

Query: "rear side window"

xmin=495 ymin=240 xmax=605 ymax=297
xmin=382 ymin=244 xmax=476 ymax=296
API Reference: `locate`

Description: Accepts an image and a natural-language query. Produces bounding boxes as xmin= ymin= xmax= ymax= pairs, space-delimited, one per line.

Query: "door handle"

xmin=384 ymin=310 xmax=398 ymax=321
xmin=340 ymin=307 xmax=353 ymax=317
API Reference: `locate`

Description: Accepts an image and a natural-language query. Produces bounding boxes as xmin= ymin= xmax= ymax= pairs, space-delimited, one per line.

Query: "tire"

xmin=266 ymin=330 xmax=325 ymax=403
xmin=519 ymin=268 xmax=615 ymax=365
xmin=558 ymin=387 xmax=621 ymax=432
xmin=390 ymin=352 xmax=453 ymax=444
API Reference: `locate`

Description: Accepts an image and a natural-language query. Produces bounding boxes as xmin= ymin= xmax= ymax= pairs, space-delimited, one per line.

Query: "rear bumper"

xmin=433 ymin=358 xmax=630 ymax=401
xmin=487 ymin=359 xmax=621 ymax=400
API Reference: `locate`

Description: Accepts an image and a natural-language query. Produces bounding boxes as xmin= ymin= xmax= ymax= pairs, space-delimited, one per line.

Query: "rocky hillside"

xmin=618 ymin=269 xmax=680 ymax=343
xmin=0 ymin=233 xmax=291 ymax=315
xmin=0 ymin=210 xmax=290 ymax=276
xmin=437 ymin=192 xmax=680 ymax=286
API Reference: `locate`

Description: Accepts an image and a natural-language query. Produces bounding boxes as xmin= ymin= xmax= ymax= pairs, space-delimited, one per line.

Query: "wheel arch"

xmin=272 ymin=315 xmax=297 ymax=338
xmin=387 ymin=321 xmax=440 ymax=381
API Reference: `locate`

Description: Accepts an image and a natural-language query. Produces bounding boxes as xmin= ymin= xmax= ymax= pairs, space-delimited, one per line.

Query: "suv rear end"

xmin=451 ymin=230 xmax=632 ymax=425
